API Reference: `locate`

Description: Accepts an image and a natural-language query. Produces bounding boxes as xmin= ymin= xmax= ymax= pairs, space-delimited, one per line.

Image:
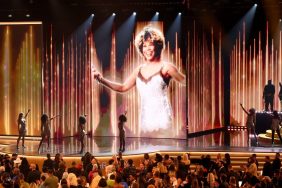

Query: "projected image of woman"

xmin=93 ymin=26 xmax=185 ymax=137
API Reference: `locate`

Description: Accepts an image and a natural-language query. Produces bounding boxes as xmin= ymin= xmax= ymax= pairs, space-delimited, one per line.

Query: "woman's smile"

xmin=143 ymin=40 xmax=155 ymax=61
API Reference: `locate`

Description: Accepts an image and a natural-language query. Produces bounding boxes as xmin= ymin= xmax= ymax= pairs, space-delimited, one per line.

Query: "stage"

xmin=0 ymin=131 xmax=281 ymax=157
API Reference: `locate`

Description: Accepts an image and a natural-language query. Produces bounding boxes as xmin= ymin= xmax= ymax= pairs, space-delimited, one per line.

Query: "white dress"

xmin=136 ymin=64 xmax=173 ymax=134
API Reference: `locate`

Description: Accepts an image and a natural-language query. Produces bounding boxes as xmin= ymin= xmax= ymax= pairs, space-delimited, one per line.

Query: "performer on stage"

xmin=271 ymin=111 xmax=282 ymax=145
xmin=78 ymin=115 xmax=87 ymax=154
xmin=92 ymin=26 xmax=185 ymax=137
xmin=118 ymin=112 xmax=127 ymax=152
xmin=240 ymin=104 xmax=258 ymax=146
xmin=38 ymin=114 xmax=60 ymax=152
xmin=279 ymin=82 xmax=282 ymax=111
xmin=263 ymin=80 xmax=275 ymax=111
xmin=16 ymin=109 xmax=31 ymax=149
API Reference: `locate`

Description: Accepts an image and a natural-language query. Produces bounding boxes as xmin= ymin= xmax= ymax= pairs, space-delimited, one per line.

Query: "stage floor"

xmin=0 ymin=131 xmax=281 ymax=157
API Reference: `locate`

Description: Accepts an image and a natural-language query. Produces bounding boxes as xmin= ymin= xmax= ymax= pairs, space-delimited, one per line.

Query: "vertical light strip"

xmin=3 ymin=26 xmax=10 ymax=133
xmin=110 ymin=31 xmax=117 ymax=136
xmin=242 ymin=24 xmax=246 ymax=124
xmin=187 ymin=23 xmax=224 ymax=136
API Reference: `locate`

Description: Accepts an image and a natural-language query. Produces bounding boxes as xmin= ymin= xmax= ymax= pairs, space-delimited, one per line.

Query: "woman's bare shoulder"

xmin=132 ymin=64 xmax=145 ymax=73
xmin=162 ymin=62 xmax=177 ymax=71
xmin=135 ymin=63 xmax=145 ymax=69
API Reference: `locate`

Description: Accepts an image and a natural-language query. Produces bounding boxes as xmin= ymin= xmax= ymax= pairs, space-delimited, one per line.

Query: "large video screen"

xmin=43 ymin=20 xmax=187 ymax=139
xmin=0 ymin=22 xmax=42 ymax=136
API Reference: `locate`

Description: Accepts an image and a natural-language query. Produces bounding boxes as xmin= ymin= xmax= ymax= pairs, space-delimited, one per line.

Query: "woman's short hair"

xmin=135 ymin=26 xmax=165 ymax=59
xmin=118 ymin=114 xmax=127 ymax=122
xmin=79 ymin=115 xmax=87 ymax=124
xmin=41 ymin=114 xmax=49 ymax=123
xmin=249 ymin=108 xmax=256 ymax=114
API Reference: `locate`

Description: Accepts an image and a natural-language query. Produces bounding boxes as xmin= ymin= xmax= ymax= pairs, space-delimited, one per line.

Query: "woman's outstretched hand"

xmin=92 ymin=67 xmax=102 ymax=82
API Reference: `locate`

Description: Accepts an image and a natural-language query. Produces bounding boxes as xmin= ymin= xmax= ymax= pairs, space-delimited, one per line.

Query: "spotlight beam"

xmin=116 ymin=14 xmax=136 ymax=68
xmin=151 ymin=12 xmax=159 ymax=21
xmin=166 ymin=13 xmax=182 ymax=50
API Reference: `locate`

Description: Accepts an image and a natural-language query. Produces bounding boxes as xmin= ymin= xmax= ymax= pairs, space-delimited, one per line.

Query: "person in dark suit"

xmin=263 ymin=80 xmax=275 ymax=111
xmin=272 ymin=153 xmax=281 ymax=172
xmin=42 ymin=153 xmax=53 ymax=173
xmin=262 ymin=156 xmax=273 ymax=178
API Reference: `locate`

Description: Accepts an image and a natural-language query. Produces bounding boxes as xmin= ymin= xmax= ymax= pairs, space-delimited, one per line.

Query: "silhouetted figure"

xmin=118 ymin=112 xmax=127 ymax=152
xmin=16 ymin=109 xmax=30 ymax=149
xmin=38 ymin=114 xmax=60 ymax=152
xmin=271 ymin=111 xmax=282 ymax=145
xmin=279 ymin=82 xmax=282 ymax=111
xmin=263 ymin=80 xmax=275 ymax=111
xmin=240 ymin=104 xmax=258 ymax=146
xmin=78 ymin=115 xmax=87 ymax=154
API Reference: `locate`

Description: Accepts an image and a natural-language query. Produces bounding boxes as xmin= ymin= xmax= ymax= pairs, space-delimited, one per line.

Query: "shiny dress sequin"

xmin=136 ymin=65 xmax=172 ymax=133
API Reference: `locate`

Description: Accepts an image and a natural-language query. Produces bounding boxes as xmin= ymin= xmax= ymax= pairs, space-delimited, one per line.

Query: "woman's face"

xmin=142 ymin=40 xmax=156 ymax=61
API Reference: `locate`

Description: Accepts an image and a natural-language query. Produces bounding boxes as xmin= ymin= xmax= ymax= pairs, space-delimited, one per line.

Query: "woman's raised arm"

xmin=93 ymin=65 xmax=140 ymax=92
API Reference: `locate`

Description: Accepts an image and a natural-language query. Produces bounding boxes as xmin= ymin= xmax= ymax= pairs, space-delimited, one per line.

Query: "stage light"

xmin=280 ymin=19 xmax=282 ymax=22
xmin=254 ymin=4 xmax=257 ymax=7
xmin=8 ymin=14 xmax=12 ymax=18
xmin=133 ymin=12 xmax=136 ymax=16
xmin=151 ymin=12 xmax=159 ymax=21
xmin=228 ymin=3 xmax=257 ymax=50
xmin=112 ymin=13 xmax=116 ymax=16
xmin=26 ymin=14 xmax=30 ymax=17
xmin=166 ymin=12 xmax=182 ymax=50
xmin=91 ymin=14 xmax=94 ymax=17
xmin=178 ymin=12 xmax=182 ymax=15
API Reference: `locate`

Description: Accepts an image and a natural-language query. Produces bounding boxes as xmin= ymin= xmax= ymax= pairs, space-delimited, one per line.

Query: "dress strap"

xmin=160 ymin=62 xmax=165 ymax=72
xmin=138 ymin=64 xmax=146 ymax=74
